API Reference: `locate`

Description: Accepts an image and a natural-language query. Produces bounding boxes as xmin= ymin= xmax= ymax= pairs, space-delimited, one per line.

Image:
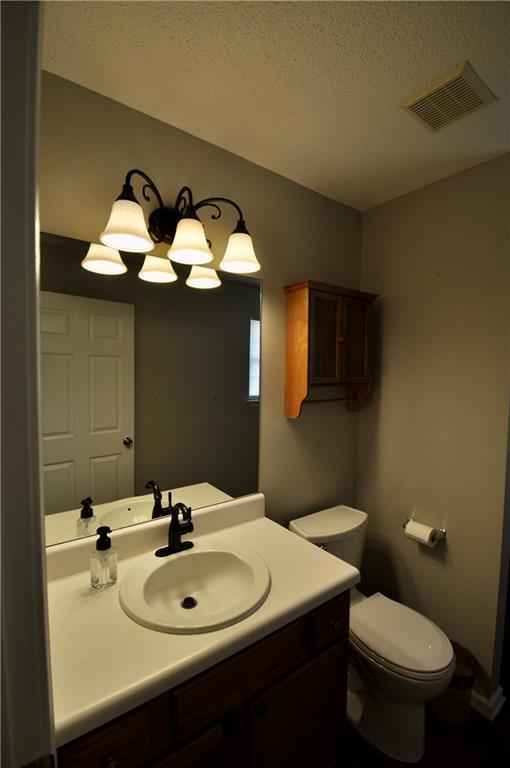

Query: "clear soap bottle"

xmin=90 ymin=526 xmax=117 ymax=590
xmin=77 ymin=496 xmax=97 ymax=538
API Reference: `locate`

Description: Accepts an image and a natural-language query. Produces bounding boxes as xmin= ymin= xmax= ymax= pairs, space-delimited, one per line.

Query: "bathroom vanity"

xmin=57 ymin=592 xmax=349 ymax=767
xmin=47 ymin=496 xmax=358 ymax=768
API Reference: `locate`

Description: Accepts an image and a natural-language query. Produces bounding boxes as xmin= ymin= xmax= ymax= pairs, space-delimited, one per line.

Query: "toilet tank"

xmin=289 ymin=505 xmax=368 ymax=568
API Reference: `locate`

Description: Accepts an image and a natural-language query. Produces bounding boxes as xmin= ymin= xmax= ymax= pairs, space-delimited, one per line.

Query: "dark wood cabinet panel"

xmin=310 ymin=593 xmax=350 ymax=654
xmin=150 ymin=726 xmax=224 ymax=768
xmin=250 ymin=644 xmax=347 ymax=768
xmin=57 ymin=593 xmax=350 ymax=768
xmin=58 ymin=695 xmax=171 ymax=768
xmin=285 ymin=281 xmax=377 ymax=417
xmin=173 ymin=618 xmax=309 ymax=741
xmin=310 ymin=290 xmax=342 ymax=384
xmin=341 ymin=296 xmax=371 ymax=383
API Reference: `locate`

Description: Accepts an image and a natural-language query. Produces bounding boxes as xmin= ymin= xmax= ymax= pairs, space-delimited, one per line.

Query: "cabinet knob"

xmin=254 ymin=702 xmax=268 ymax=717
xmin=105 ymin=757 xmax=118 ymax=768
xmin=330 ymin=619 xmax=343 ymax=634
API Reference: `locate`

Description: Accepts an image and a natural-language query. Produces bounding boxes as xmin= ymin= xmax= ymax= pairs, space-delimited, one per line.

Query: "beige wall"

xmin=358 ymin=155 xmax=510 ymax=695
xmin=39 ymin=73 xmax=361 ymax=525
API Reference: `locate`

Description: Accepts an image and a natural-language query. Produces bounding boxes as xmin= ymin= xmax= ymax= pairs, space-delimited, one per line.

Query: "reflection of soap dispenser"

xmin=90 ymin=526 xmax=117 ymax=590
xmin=77 ymin=497 xmax=97 ymax=538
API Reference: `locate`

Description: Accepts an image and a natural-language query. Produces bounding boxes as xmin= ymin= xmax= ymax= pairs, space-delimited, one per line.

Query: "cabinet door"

xmin=250 ymin=643 xmax=347 ymax=768
xmin=151 ymin=726 xmax=224 ymax=768
xmin=310 ymin=290 xmax=342 ymax=384
xmin=341 ymin=297 xmax=371 ymax=383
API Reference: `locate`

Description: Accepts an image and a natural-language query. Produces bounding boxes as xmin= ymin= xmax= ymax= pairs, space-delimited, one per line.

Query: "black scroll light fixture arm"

xmin=117 ymin=169 xmax=251 ymax=247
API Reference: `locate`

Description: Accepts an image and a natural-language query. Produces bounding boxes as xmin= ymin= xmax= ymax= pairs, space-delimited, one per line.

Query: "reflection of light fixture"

xmin=186 ymin=265 xmax=221 ymax=290
xmin=98 ymin=168 xmax=260 ymax=279
xmin=81 ymin=243 xmax=127 ymax=275
xmin=138 ymin=255 xmax=177 ymax=283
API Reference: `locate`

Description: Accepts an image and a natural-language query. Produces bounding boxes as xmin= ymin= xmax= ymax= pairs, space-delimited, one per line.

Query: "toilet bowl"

xmin=289 ymin=505 xmax=454 ymax=764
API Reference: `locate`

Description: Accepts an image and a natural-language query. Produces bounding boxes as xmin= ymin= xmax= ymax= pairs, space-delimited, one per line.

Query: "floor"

xmin=346 ymin=702 xmax=510 ymax=767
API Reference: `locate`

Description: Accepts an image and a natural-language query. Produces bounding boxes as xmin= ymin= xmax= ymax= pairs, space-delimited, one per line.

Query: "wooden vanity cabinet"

xmin=57 ymin=592 xmax=349 ymax=768
xmin=286 ymin=281 xmax=377 ymax=418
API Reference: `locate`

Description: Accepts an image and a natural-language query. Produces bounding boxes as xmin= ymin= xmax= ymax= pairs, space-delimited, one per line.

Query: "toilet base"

xmin=347 ymin=679 xmax=425 ymax=763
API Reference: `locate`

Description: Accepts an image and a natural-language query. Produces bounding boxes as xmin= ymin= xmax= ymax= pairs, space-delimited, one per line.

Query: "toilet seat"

xmin=350 ymin=593 xmax=454 ymax=679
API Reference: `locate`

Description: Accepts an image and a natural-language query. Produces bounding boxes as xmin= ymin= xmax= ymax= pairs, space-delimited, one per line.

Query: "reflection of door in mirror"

xmin=40 ymin=291 xmax=134 ymax=514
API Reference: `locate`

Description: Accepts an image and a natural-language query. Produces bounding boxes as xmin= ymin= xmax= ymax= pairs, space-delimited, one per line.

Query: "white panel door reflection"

xmin=40 ymin=291 xmax=134 ymax=514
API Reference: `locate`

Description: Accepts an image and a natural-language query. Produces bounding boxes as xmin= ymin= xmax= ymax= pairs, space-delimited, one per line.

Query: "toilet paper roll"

xmin=404 ymin=519 xmax=439 ymax=548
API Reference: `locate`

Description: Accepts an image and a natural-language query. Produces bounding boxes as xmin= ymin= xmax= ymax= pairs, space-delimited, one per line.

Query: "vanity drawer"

xmin=309 ymin=592 xmax=350 ymax=653
xmin=58 ymin=695 xmax=171 ymax=768
xmin=172 ymin=617 xmax=309 ymax=741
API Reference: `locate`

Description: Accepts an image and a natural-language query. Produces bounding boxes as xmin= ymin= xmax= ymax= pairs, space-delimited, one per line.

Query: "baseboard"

xmin=471 ymin=686 xmax=506 ymax=721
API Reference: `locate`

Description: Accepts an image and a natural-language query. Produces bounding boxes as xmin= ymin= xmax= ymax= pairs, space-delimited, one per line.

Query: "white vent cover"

xmin=401 ymin=62 xmax=497 ymax=132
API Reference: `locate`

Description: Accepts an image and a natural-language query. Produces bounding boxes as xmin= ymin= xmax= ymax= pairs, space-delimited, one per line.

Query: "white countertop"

xmin=48 ymin=514 xmax=359 ymax=746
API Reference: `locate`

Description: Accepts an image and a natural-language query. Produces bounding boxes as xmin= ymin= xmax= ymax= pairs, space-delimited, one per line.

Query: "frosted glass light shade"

xmin=81 ymin=243 xmax=127 ymax=275
xmin=186 ymin=265 xmax=221 ymax=289
xmin=168 ymin=218 xmax=213 ymax=265
xmin=138 ymin=255 xmax=177 ymax=283
xmin=219 ymin=232 xmax=260 ymax=274
xmin=100 ymin=199 xmax=154 ymax=253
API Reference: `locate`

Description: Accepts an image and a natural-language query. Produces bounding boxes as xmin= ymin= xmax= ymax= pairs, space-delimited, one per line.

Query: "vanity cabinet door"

xmin=250 ymin=643 xmax=347 ymax=768
xmin=150 ymin=725 xmax=224 ymax=768
xmin=57 ymin=696 xmax=171 ymax=768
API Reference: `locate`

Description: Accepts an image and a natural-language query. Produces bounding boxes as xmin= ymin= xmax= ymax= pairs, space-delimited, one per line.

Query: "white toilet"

xmin=289 ymin=505 xmax=455 ymax=764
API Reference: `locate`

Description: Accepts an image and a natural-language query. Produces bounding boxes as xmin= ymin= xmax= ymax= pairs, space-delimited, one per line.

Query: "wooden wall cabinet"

xmin=58 ymin=592 xmax=349 ymax=768
xmin=285 ymin=281 xmax=377 ymax=418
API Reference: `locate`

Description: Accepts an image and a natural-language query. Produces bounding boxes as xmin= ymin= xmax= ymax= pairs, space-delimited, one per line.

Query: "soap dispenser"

xmin=90 ymin=526 xmax=117 ymax=590
xmin=77 ymin=496 xmax=97 ymax=538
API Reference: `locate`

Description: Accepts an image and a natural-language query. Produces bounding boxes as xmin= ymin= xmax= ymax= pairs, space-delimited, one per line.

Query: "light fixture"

xmin=81 ymin=243 xmax=127 ymax=275
xmin=97 ymin=169 xmax=260 ymax=283
xmin=138 ymin=255 xmax=177 ymax=283
xmin=100 ymin=199 xmax=154 ymax=253
xmin=186 ymin=266 xmax=221 ymax=290
xmin=168 ymin=216 xmax=214 ymax=265
xmin=219 ymin=221 xmax=261 ymax=274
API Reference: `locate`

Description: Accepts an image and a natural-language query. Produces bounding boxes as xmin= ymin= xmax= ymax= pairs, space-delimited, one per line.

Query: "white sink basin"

xmin=99 ymin=498 xmax=154 ymax=529
xmin=119 ymin=547 xmax=271 ymax=634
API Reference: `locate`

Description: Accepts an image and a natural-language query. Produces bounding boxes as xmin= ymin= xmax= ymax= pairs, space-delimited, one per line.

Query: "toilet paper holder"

xmin=403 ymin=516 xmax=447 ymax=544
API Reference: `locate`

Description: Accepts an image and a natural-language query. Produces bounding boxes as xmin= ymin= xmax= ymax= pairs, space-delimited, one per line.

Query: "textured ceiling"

xmin=42 ymin=1 xmax=509 ymax=211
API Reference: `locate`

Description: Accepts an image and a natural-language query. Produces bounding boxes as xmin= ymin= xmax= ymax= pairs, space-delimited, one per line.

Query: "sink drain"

xmin=181 ymin=596 xmax=198 ymax=609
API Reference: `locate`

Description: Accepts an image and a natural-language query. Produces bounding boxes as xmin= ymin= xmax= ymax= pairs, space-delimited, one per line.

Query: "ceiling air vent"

xmin=401 ymin=62 xmax=497 ymax=132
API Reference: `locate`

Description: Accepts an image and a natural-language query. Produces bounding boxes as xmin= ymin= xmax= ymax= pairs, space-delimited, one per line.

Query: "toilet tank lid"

xmin=289 ymin=505 xmax=367 ymax=543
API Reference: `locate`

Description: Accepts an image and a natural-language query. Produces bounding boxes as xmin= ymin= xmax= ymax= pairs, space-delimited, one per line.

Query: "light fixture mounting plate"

xmin=148 ymin=206 xmax=180 ymax=245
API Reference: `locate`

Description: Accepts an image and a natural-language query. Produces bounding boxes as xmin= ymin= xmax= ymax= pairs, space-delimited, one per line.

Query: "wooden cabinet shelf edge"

xmin=285 ymin=280 xmax=377 ymax=418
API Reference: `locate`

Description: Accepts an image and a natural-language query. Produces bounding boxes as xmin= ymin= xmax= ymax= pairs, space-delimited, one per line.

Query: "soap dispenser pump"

xmin=90 ymin=526 xmax=117 ymax=590
xmin=77 ymin=496 xmax=97 ymax=538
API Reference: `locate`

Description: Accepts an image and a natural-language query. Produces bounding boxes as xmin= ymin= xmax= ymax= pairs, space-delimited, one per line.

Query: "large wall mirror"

xmin=41 ymin=233 xmax=260 ymax=546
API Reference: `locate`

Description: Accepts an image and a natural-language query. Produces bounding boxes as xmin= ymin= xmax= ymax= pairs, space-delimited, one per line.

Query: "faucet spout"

xmin=155 ymin=502 xmax=194 ymax=557
xmin=145 ymin=480 xmax=165 ymax=518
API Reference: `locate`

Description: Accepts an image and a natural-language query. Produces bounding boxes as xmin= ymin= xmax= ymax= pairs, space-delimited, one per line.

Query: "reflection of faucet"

xmin=155 ymin=496 xmax=194 ymax=557
xmin=145 ymin=480 xmax=166 ymax=519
